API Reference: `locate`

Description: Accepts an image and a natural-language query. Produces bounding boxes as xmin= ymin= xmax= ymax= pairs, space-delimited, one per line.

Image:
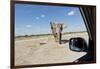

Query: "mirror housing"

xmin=69 ymin=37 xmax=88 ymax=52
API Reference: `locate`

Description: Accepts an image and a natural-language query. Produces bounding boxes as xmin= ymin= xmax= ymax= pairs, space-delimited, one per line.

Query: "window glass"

xmin=15 ymin=4 xmax=89 ymax=66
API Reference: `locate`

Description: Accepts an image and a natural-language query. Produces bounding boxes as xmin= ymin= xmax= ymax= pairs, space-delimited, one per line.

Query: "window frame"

xmin=10 ymin=0 xmax=96 ymax=69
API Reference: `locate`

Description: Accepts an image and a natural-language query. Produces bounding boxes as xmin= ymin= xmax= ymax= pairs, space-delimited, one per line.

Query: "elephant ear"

xmin=50 ymin=22 xmax=53 ymax=30
xmin=60 ymin=24 xmax=64 ymax=31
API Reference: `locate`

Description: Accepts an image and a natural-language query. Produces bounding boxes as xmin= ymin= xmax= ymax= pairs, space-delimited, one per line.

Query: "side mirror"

xmin=69 ymin=37 xmax=88 ymax=52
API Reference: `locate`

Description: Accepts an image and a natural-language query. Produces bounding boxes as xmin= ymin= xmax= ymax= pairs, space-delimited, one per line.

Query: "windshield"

xmin=15 ymin=3 xmax=89 ymax=66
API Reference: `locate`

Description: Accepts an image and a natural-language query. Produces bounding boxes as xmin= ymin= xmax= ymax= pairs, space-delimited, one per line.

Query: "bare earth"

xmin=15 ymin=32 xmax=88 ymax=66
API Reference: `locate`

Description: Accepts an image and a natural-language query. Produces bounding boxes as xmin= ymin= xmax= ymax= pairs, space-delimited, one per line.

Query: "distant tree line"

xmin=15 ymin=31 xmax=87 ymax=38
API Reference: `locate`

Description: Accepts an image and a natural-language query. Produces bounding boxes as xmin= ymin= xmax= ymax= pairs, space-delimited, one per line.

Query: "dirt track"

xmin=15 ymin=32 xmax=88 ymax=66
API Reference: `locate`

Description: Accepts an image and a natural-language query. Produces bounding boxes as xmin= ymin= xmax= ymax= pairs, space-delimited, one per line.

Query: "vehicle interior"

xmin=74 ymin=6 xmax=96 ymax=63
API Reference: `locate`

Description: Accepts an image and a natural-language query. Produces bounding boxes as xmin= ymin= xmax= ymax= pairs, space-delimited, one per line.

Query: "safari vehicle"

xmin=11 ymin=0 xmax=96 ymax=69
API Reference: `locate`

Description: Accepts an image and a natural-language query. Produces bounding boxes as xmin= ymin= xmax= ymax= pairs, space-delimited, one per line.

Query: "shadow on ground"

xmin=61 ymin=39 xmax=69 ymax=44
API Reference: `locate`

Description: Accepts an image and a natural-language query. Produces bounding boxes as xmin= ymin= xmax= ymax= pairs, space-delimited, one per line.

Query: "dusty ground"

xmin=15 ymin=32 xmax=88 ymax=66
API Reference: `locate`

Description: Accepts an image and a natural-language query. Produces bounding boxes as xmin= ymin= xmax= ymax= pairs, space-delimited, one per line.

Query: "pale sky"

xmin=15 ymin=4 xmax=86 ymax=36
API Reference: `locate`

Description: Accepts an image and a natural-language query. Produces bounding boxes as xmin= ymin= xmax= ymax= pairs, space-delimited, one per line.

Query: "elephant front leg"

xmin=57 ymin=33 xmax=62 ymax=44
